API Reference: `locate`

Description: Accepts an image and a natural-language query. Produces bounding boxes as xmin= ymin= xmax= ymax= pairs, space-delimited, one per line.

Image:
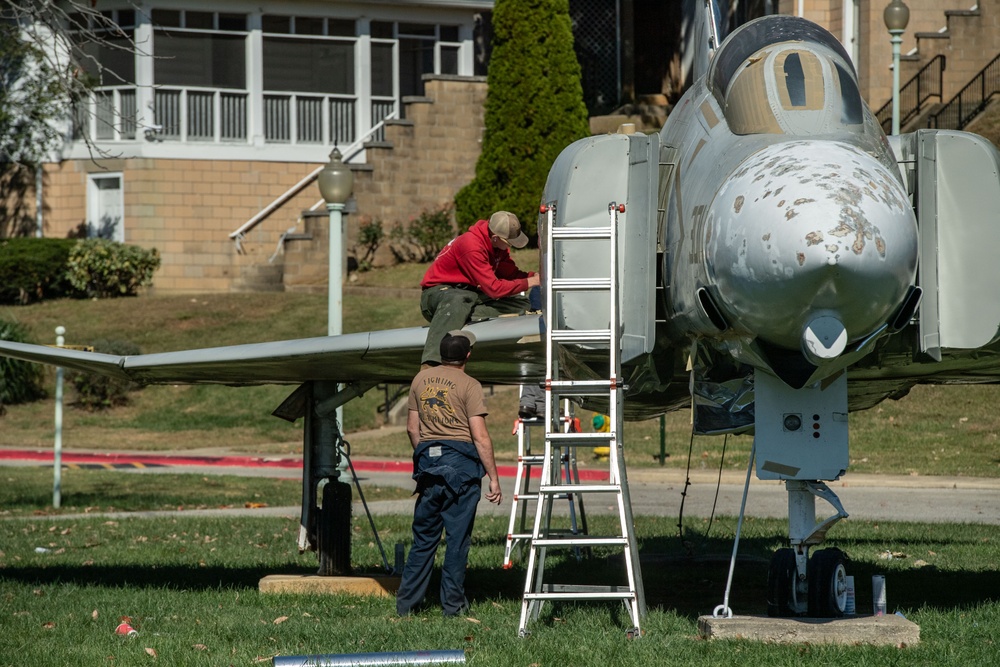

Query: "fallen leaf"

xmin=464 ymin=635 xmax=474 ymax=641
xmin=192 ymin=644 xmax=208 ymax=651
xmin=273 ymin=616 xmax=289 ymax=625
xmin=253 ymin=656 xmax=272 ymax=663
xmin=465 ymin=617 xmax=481 ymax=624
xmin=144 ymin=647 xmax=157 ymax=659
xmin=92 ymin=609 xmax=99 ymax=620
xmin=42 ymin=622 xmax=55 ymax=629
xmin=244 ymin=502 xmax=269 ymax=509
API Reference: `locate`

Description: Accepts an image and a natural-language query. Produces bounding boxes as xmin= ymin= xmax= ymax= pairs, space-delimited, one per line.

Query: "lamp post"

xmin=884 ymin=0 xmax=910 ymax=135
xmin=317 ymin=147 xmax=354 ymax=431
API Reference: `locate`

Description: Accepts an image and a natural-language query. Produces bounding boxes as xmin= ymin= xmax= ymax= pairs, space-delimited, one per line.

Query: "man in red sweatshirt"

xmin=419 ymin=211 xmax=541 ymax=367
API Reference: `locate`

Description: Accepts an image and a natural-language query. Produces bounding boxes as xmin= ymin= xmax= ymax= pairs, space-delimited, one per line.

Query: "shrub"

xmin=0 ymin=237 xmax=78 ymax=304
xmin=454 ymin=0 xmax=590 ymax=240
xmin=69 ymin=338 xmax=142 ymax=411
xmin=389 ymin=204 xmax=456 ymax=263
xmin=352 ymin=216 xmax=384 ymax=272
xmin=66 ymin=239 xmax=161 ymax=298
xmin=0 ymin=318 xmax=46 ymax=406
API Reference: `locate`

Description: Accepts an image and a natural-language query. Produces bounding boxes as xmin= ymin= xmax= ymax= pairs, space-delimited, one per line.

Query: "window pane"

xmin=296 ymin=17 xmax=324 ymax=35
xmin=155 ymin=32 xmax=246 ymax=88
xmin=152 ymin=9 xmax=181 ymax=28
xmin=398 ymin=23 xmax=435 ymax=37
xmin=440 ymin=26 xmax=459 ymax=42
xmin=263 ymin=15 xmax=291 ymax=34
xmin=399 ymin=38 xmax=432 ymax=96
xmin=76 ymin=32 xmax=135 ymax=84
xmin=186 ymin=11 xmax=213 ymax=30
xmin=329 ymin=19 xmax=355 ymax=37
xmin=440 ymin=45 xmax=458 ymax=76
xmin=218 ymin=13 xmax=246 ymax=31
xmin=371 ymin=21 xmax=393 ymax=39
xmin=371 ymin=42 xmax=394 ymax=97
xmin=117 ymin=10 xmax=135 ymax=29
xmin=263 ymin=37 xmax=353 ymax=94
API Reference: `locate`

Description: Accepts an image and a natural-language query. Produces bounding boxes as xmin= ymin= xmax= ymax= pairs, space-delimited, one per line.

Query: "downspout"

xmin=35 ymin=164 xmax=43 ymax=237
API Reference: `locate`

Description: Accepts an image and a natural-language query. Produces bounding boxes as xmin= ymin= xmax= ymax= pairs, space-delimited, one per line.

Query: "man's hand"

xmin=527 ymin=273 xmax=541 ymax=288
xmin=485 ymin=478 xmax=503 ymax=505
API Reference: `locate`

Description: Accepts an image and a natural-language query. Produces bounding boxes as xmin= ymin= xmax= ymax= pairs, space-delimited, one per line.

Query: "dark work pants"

xmin=396 ymin=478 xmax=481 ymax=616
xmin=419 ymin=285 xmax=531 ymax=365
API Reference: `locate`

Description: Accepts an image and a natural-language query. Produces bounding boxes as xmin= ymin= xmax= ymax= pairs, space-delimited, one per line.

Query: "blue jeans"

xmin=396 ymin=477 xmax=481 ymax=616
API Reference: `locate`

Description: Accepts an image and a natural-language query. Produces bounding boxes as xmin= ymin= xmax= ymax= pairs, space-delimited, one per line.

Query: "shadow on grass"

xmin=469 ymin=530 xmax=1000 ymax=624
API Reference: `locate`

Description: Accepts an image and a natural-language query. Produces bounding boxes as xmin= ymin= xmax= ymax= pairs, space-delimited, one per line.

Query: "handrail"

xmin=874 ymin=55 xmax=945 ymax=134
xmin=929 ymin=52 xmax=1000 ymax=130
xmin=229 ymin=109 xmax=399 ymax=252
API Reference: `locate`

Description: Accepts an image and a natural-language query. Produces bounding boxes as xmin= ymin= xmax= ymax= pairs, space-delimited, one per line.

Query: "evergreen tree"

xmin=455 ymin=0 xmax=590 ymax=240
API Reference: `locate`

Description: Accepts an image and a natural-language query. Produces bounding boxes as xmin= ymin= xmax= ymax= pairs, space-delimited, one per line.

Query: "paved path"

xmin=3 ymin=446 xmax=999 ymax=525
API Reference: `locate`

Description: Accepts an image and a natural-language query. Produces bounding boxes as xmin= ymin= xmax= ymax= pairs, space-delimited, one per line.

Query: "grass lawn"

xmin=2 ymin=508 xmax=999 ymax=665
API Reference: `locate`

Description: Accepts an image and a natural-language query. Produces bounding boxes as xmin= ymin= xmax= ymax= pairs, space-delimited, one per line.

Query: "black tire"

xmin=807 ymin=548 xmax=848 ymax=617
xmin=317 ymin=478 xmax=353 ymax=576
xmin=767 ymin=548 xmax=799 ymax=617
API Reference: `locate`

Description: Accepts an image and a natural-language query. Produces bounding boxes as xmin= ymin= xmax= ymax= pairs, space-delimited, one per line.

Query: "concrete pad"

xmin=259 ymin=574 xmax=400 ymax=597
xmin=698 ymin=614 xmax=920 ymax=646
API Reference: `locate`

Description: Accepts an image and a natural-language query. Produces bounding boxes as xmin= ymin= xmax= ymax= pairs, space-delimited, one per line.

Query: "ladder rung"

xmin=546 ymin=432 xmax=614 ymax=444
xmin=514 ymin=492 xmax=575 ymax=501
xmin=548 ymin=379 xmax=614 ymax=390
xmin=524 ymin=591 xmax=634 ymax=601
xmin=539 ymin=484 xmax=618 ymax=494
xmin=518 ymin=455 xmax=545 ymax=464
xmin=550 ymin=329 xmax=612 ymax=344
xmin=551 ymin=227 xmax=612 ymax=240
xmin=531 ymin=536 xmax=627 ymax=547
xmin=551 ymin=278 xmax=612 ymax=291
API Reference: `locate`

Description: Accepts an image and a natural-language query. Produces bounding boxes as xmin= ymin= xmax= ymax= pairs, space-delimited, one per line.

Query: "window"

xmin=87 ymin=174 xmax=124 ymax=242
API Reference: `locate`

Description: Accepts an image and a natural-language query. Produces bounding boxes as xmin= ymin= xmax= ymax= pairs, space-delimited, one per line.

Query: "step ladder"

xmin=517 ymin=201 xmax=646 ymax=638
xmin=503 ymin=393 xmax=588 ymax=568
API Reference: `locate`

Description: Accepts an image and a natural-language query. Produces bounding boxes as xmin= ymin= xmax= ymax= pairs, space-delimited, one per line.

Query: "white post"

xmin=53 ymin=326 xmax=65 ymax=509
xmin=328 ymin=203 xmax=345 ymax=432
xmin=890 ymin=30 xmax=903 ymax=135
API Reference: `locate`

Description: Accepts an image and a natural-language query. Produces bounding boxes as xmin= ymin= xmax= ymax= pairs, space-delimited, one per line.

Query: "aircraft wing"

xmin=0 ymin=314 xmax=546 ymax=387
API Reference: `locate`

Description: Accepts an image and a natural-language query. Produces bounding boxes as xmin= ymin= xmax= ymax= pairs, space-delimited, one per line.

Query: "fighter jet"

xmin=4 ymin=7 xmax=1000 ymax=621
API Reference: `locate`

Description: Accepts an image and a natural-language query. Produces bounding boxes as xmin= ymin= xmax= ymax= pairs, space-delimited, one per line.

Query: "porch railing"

xmin=874 ymin=55 xmax=945 ymax=134
xmin=928 ymin=53 xmax=1000 ymax=130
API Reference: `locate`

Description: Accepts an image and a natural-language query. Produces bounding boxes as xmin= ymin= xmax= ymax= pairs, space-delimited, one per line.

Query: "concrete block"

xmin=698 ymin=613 xmax=920 ymax=646
xmin=259 ymin=574 xmax=401 ymax=597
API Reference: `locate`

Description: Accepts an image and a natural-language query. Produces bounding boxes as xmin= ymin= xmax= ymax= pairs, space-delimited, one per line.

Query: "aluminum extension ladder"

xmin=517 ymin=201 xmax=646 ymax=638
xmin=503 ymin=394 xmax=588 ymax=569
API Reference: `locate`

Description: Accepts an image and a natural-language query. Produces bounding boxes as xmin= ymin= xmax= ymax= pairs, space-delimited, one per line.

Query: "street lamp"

xmin=317 ymin=147 xmax=354 ymax=439
xmin=884 ymin=0 xmax=910 ymax=135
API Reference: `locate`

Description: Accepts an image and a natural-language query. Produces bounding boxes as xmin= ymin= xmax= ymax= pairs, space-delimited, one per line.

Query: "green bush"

xmin=69 ymin=338 xmax=142 ymax=411
xmin=0 ymin=318 xmax=47 ymax=406
xmin=0 ymin=238 xmax=78 ymax=304
xmin=454 ymin=0 xmax=591 ymax=240
xmin=66 ymin=239 xmax=161 ymax=298
xmin=352 ymin=216 xmax=384 ymax=272
xmin=389 ymin=204 xmax=456 ymax=263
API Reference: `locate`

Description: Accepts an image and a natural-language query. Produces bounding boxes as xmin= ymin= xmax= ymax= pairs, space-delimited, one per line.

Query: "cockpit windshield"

xmin=709 ymin=15 xmax=863 ymax=136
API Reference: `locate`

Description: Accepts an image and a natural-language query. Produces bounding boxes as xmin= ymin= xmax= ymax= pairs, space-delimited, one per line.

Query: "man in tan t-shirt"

xmin=396 ymin=330 xmax=502 ymax=617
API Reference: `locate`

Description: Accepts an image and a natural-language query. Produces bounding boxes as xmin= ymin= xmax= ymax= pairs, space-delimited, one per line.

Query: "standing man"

xmin=397 ymin=330 xmax=503 ymax=617
xmin=419 ymin=211 xmax=541 ymax=367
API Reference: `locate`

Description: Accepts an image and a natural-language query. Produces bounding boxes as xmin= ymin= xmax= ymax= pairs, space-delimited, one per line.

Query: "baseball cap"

xmin=488 ymin=211 xmax=529 ymax=248
xmin=440 ymin=329 xmax=477 ymax=362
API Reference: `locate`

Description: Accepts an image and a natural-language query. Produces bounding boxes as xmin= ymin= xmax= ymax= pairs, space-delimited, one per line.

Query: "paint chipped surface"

xmin=805 ymin=231 xmax=823 ymax=245
xmin=734 ymin=195 xmax=744 ymax=213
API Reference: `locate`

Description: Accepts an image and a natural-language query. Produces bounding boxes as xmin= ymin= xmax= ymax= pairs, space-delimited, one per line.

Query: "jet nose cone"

xmin=707 ymin=140 xmax=918 ymax=352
